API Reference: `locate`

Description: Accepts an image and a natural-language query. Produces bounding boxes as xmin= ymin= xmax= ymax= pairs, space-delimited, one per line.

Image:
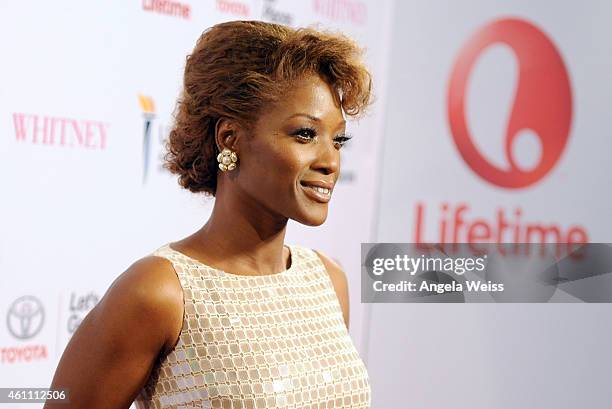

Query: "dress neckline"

xmin=164 ymin=242 xmax=296 ymax=279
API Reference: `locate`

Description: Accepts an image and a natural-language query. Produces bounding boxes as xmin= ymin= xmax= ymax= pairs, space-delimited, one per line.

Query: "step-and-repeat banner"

xmin=368 ymin=1 xmax=612 ymax=408
xmin=0 ymin=1 xmax=393 ymax=406
xmin=3 ymin=0 xmax=612 ymax=408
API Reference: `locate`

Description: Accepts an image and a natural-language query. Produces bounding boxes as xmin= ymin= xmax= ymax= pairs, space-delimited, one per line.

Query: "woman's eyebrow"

xmin=287 ymin=113 xmax=346 ymax=128
xmin=287 ymin=113 xmax=321 ymax=122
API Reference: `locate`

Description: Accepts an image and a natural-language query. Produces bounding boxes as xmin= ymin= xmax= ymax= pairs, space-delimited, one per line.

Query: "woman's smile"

xmin=299 ymin=179 xmax=335 ymax=203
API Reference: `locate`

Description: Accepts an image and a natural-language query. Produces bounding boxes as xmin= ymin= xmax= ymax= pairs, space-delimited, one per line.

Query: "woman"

xmin=45 ymin=20 xmax=372 ymax=409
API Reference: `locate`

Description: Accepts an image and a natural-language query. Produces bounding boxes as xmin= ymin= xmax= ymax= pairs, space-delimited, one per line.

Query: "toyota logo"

xmin=6 ymin=295 xmax=45 ymax=340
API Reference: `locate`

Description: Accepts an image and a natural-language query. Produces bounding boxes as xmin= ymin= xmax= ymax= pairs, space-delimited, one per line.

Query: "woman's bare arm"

xmin=43 ymin=256 xmax=184 ymax=409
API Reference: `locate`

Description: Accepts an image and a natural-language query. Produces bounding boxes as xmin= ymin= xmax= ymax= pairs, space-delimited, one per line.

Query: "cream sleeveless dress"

xmin=134 ymin=243 xmax=371 ymax=409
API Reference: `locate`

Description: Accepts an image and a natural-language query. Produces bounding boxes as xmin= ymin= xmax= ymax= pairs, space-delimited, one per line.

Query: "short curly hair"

xmin=163 ymin=20 xmax=373 ymax=196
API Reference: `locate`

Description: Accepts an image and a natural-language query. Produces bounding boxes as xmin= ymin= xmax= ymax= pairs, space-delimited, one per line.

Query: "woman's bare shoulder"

xmin=43 ymin=255 xmax=185 ymax=408
xmin=102 ymin=255 xmax=184 ymax=354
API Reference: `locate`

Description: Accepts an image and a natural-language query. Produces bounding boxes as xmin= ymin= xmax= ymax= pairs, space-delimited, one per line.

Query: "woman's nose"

xmin=313 ymin=138 xmax=340 ymax=175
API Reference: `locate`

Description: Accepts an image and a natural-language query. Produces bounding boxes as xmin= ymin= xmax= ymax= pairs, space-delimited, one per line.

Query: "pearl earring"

xmin=217 ymin=148 xmax=238 ymax=172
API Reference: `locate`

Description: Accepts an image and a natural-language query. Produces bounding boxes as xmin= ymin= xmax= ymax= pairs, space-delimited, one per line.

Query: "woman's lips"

xmin=300 ymin=182 xmax=332 ymax=203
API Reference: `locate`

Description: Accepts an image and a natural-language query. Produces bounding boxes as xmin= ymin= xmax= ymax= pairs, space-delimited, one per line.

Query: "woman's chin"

xmin=294 ymin=207 xmax=328 ymax=226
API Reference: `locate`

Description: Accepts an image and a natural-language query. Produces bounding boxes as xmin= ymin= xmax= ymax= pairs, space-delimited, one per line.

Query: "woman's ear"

xmin=214 ymin=117 xmax=241 ymax=153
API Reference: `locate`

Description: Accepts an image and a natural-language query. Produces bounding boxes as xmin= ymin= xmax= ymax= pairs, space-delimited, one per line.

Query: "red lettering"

xmin=11 ymin=114 xmax=108 ymax=150
xmin=12 ymin=113 xmax=28 ymax=141
xmin=468 ymin=219 xmax=491 ymax=242
xmin=69 ymin=119 xmax=82 ymax=146
xmin=314 ymin=0 xmax=367 ymax=24
xmin=84 ymin=121 xmax=95 ymax=148
xmin=143 ymin=0 xmax=191 ymax=19
xmin=59 ymin=117 xmax=68 ymax=146
xmin=0 ymin=345 xmax=48 ymax=363
xmin=414 ymin=202 xmax=589 ymax=258
xmin=452 ymin=203 xmax=468 ymax=243
xmin=99 ymin=123 xmax=108 ymax=149
xmin=31 ymin=115 xmax=40 ymax=144
xmin=216 ymin=0 xmax=249 ymax=16
xmin=414 ymin=202 xmax=424 ymax=243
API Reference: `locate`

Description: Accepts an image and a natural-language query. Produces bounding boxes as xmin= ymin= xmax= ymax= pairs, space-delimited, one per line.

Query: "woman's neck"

xmin=184 ymin=193 xmax=291 ymax=275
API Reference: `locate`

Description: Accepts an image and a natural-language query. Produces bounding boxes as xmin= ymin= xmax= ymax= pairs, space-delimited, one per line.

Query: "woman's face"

xmin=236 ymin=74 xmax=348 ymax=226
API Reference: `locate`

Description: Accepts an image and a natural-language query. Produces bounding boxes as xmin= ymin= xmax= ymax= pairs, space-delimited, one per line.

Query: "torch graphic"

xmin=138 ymin=95 xmax=156 ymax=184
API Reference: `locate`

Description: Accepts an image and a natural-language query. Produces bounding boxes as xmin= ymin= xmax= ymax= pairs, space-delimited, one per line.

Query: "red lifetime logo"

xmin=447 ymin=18 xmax=572 ymax=189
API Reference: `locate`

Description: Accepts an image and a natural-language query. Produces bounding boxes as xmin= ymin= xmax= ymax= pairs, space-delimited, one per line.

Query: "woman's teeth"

xmin=301 ymin=183 xmax=333 ymax=203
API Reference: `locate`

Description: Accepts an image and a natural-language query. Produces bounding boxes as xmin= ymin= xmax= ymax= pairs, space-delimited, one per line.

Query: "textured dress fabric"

xmin=134 ymin=243 xmax=371 ymax=409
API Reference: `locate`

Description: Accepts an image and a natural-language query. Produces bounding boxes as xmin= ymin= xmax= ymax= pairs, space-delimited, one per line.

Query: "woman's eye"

xmin=333 ymin=134 xmax=353 ymax=148
xmin=292 ymin=128 xmax=352 ymax=148
xmin=293 ymin=128 xmax=317 ymax=141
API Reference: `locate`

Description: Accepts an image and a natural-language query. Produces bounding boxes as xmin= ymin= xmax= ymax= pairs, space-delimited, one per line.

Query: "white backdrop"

xmin=368 ymin=0 xmax=612 ymax=408
xmin=3 ymin=1 xmax=612 ymax=408
xmin=0 ymin=1 xmax=393 ymax=407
